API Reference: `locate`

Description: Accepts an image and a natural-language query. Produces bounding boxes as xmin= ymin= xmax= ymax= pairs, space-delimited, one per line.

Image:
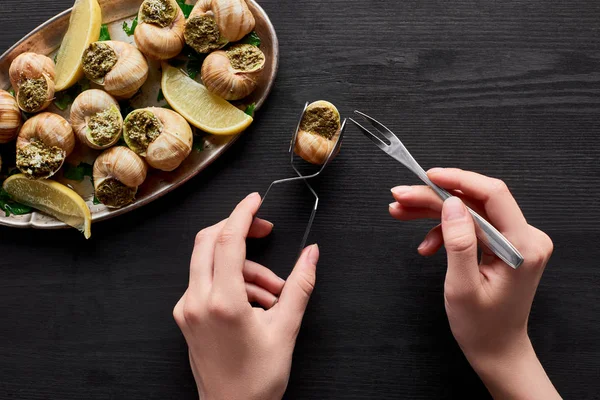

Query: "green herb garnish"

xmin=99 ymin=24 xmax=111 ymax=41
xmin=176 ymin=0 xmax=194 ymax=18
xmin=183 ymin=47 xmax=206 ymax=79
xmin=0 ymin=188 xmax=33 ymax=217
xmin=123 ymin=16 xmax=138 ymax=36
xmin=240 ymin=31 xmax=261 ymax=47
xmin=53 ymin=78 xmax=90 ymax=111
xmin=8 ymin=88 xmax=15 ymax=97
xmin=192 ymin=138 xmax=205 ymax=152
xmin=157 ymin=88 xmax=165 ymax=102
xmin=93 ymin=195 xmax=101 ymax=205
xmin=244 ymin=103 xmax=256 ymax=117
xmin=63 ymin=162 xmax=94 ymax=182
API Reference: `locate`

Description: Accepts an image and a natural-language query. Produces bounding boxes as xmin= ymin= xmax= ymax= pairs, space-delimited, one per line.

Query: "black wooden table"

xmin=1 ymin=1 xmax=599 ymax=399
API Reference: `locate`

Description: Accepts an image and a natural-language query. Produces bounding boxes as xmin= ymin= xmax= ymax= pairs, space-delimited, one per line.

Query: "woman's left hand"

xmin=173 ymin=193 xmax=320 ymax=400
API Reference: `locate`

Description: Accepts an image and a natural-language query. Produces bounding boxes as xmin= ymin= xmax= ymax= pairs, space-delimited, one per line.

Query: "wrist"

xmin=465 ymin=335 xmax=561 ymax=399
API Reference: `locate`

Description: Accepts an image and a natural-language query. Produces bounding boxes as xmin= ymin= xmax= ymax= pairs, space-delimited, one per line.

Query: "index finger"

xmin=212 ymin=192 xmax=262 ymax=298
xmin=428 ymin=168 xmax=527 ymax=234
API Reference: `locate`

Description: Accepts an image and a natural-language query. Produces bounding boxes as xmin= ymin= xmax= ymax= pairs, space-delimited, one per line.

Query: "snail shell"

xmin=201 ymin=44 xmax=265 ymax=100
xmin=16 ymin=113 xmax=75 ymax=179
xmin=135 ymin=0 xmax=186 ymax=60
xmin=9 ymin=52 xmax=56 ymax=113
xmin=70 ymin=89 xmax=123 ymax=150
xmin=123 ymin=107 xmax=193 ymax=172
xmin=184 ymin=0 xmax=228 ymax=54
xmin=294 ymin=101 xmax=341 ymax=165
xmin=81 ymin=41 xmax=149 ymax=99
xmin=0 ymin=90 xmax=22 ymax=144
xmin=211 ymin=0 xmax=255 ymax=42
xmin=93 ymin=146 xmax=148 ymax=208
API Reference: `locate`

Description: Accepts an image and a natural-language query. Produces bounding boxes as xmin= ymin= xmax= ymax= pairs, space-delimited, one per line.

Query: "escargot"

xmin=9 ymin=52 xmax=56 ymax=113
xmin=201 ymin=44 xmax=265 ymax=100
xmin=16 ymin=113 xmax=75 ymax=179
xmin=135 ymin=0 xmax=186 ymax=60
xmin=70 ymin=89 xmax=123 ymax=150
xmin=184 ymin=0 xmax=228 ymax=54
xmin=294 ymin=101 xmax=341 ymax=165
xmin=93 ymin=146 xmax=148 ymax=209
xmin=123 ymin=107 xmax=193 ymax=171
xmin=81 ymin=41 xmax=149 ymax=99
xmin=0 ymin=89 xmax=22 ymax=144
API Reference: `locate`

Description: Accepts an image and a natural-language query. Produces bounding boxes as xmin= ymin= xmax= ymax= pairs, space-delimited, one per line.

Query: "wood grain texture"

xmin=1 ymin=0 xmax=600 ymax=399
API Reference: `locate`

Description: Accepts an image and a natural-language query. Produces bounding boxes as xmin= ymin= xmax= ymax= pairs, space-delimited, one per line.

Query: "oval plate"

xmin=0 ymin=0 xmax=278 ymax=231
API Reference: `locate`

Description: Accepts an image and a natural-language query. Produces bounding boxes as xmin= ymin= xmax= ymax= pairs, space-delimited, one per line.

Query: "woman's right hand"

xmin=389 ymin=168 xmax=561 ymax=399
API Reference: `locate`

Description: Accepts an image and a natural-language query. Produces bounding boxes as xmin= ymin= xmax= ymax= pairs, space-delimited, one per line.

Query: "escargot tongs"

xmin=349 ymin=111 xmax=524 ymax=269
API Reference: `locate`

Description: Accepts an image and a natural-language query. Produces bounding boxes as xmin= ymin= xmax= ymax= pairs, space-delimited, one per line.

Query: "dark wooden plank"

xmin=1 ymin=0 xmax=600 ymax=399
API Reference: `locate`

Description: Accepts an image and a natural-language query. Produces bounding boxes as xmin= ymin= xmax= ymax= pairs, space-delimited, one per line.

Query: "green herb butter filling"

xmin=16 ymin=140 xmax=65 ymax=178
xmin=141 ymin=0 xmax=177 ymax=28
xmin=82 ymin=43 xmax=118 ymax=82
xmin=124 ymin=110 xmax=162 ymax=154
xmin=17 ymin=78 xmax=48 ymax=112
xmin=227 ymin=44 xmax=265 ymax=71
xmin=88 ymin=105 xmax=122 ymax=146
xmin=96 ymin=178 xmax=137 ymax=208
xmin=300 ymin=106 xmax=340 ymax=140
xmin=184 ymin=15 xmax=226 ymax=54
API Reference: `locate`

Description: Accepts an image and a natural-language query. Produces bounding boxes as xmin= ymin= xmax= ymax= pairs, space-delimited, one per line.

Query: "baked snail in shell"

xmin=184 ymin=0 xmax=228 ymax=54
xmin=134 ymin=0 xmax=186 ymax=60
xmin=9 ymin=52 xmax=56 ymax=113
xmin=16 ymin=113 xmax=75 ymax=179
xmin=201 ymin=44 xmax=265 ymax=100
xmin=70 ymin=89 xmax=123 ymax=150
xmin=184 ymin=0 xmax=255 ymax=53
xmin=0 ymin=89 xmax=22 ymax=144
xmin=81 ymin=41 xmax=149 ymax=99
xmin=93 ymin=146 xmax=148 ymax=208
xmin=294 ymin=101 xmax=341 ymax=165
xmin=123 ymin=107 xmax=193 ymax=172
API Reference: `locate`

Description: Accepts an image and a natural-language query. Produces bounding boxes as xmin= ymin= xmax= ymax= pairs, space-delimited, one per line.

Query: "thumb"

xmin=441 ymin=197 xmax=480 ymax=293
xmin=276 ymin=244 xmax=319 ymax=334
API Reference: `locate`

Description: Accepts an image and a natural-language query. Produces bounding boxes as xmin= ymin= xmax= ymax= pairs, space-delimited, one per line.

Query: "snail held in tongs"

xmin=122 ymin=107 xmax=193 ymax=171
xmin=135 ymin=0 xmax=186 ymax=60
xmin=16 ymin=113 xmax=75 ymax=179
xmin=81 ymin=41 xmax=149 ymax=99
xmin=93 ymin=146 xmax=148 ymax=208
xmin=9 ymin=52 xmax=56 ymax=113
xmin=184 ymin=0 xmax=255 ymax=54
xmin=294 ymin=101 xmax=342 ymax=165
xmin=70 ymin=89 xmax=123 ymax=150
xmin=0 ymin=89 xmax=22 ymax=144
xmin=201 ymin=44 xmax=265 ymax=100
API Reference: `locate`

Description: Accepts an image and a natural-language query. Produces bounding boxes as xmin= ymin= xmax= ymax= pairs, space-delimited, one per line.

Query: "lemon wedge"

xmin=54 ymin=0 xmax=102 ymax=91
xmin=161 ymin=64 xmax=253 ymax=135
xmin=3 ymin=174 xmax=92 ymax=238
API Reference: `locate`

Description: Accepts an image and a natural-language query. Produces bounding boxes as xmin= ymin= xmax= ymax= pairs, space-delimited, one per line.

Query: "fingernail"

xmin=428 ymin=167 xmax=444 ymax=174
xmin=443 ymin=197 xmax=466 ymax=221
xmin=277 ymin=276 xmax=285 ymax=283
xmin=266 ymin=221 xmax=274 ymax=229
xmin=246 ymin=192 xmax=259 ymax=199
xmin=418 ymin=237 xmax=430 ymax=250
xmin=389 ymin=202 xmax=401 ymax=210
xmin=391 ymin=186 xmax=411 ymax=196
xmin=307 ymin=244 xmax=320 ymax=264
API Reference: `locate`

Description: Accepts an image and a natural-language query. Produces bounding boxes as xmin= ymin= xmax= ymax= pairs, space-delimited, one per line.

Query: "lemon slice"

xmin=54 ymin=0 xmax=102 ymax=91
xmin=161 ymin=64 xmax=253 ymax=135
xmin=3 ymin=174 xmax=92 ymax=238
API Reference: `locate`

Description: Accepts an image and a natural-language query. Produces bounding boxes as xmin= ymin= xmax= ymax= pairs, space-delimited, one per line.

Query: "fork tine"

xmin=349 ymin=118 xmax=389 ymax=149
xmin=354 ymin=110 xmax=399 ymax=144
